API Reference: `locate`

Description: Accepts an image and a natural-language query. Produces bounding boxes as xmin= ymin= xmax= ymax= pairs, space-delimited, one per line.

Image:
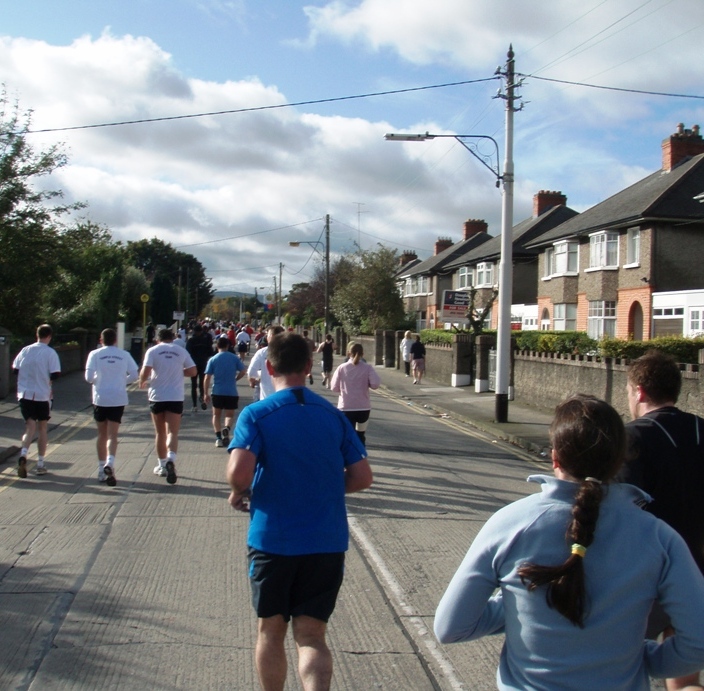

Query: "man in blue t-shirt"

xmin=203 ymin=336 xmax=246 ymax=448
xmin=227 ymin=332 xmax=372 ymax=690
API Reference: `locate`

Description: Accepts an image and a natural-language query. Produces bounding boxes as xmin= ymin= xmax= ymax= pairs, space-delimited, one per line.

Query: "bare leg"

xmin=96 ymin=420 xmax=109 ymax=460
xmin=256 ymin=615 xmax=288 ymax=691
xmin=21 ymin=418 xmax=37 ymax=453
xmin=106 ymin=420 xmax=120 ymax=458
xmin=224 ymin=409 xmax=235 ymax=431
xmin=151 ymin=412 xmax=168 ymax=459
xmin=36 ymin=420 xmax=49 ymax=457
xmin=164 ymin=410 xmax=182 ymax=454
xmin=292 ymin=615 xmax=332 ymax=691
xmin=211 ymin=408 xmax=221 ymax=435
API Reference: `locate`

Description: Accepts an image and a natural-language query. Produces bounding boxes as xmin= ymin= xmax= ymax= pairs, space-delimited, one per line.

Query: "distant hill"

xmin=214 ymin=291 xmax=255 ymax=299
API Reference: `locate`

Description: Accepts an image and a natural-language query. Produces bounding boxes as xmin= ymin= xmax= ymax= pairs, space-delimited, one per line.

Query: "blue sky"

xmin=1 ymin=0 xmax=702 ymax=296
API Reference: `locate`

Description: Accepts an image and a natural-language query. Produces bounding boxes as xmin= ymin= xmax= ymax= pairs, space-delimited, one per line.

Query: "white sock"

xmin=37 ymin=457 xmax=45 ymax=466
xmin=106 ymin=455 xmax=115 ymax=466
xmin=167 ymin=452 xmax=176 ymax=463
xmin=21 ymin=447 xmax=28 ymax=457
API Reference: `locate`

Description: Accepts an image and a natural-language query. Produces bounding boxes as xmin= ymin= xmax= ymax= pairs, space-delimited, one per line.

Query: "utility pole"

xmin=495 ymin=45 xmax=518 ymax=423
xmin=278 ymin=262 xmax=283 ymax=324
xmin=353 ymin=202 xmax=367 ymax=249
xmin=324 ymin=214 xmax=330 ymax=335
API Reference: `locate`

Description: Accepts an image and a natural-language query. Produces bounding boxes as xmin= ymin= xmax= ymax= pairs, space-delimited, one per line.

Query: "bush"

xmin=599 ymin=336 xmax=704 ymax=364
xmin=514 ymin=330 xmax=597 ymax=355
xmin=420 ymin=329 xmax=454 ymax=345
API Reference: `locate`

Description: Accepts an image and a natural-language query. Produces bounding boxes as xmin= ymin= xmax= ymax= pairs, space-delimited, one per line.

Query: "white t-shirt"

xmin=247 ymin=346 xmax=275 ymax=399
xmin=13 ymin=341 xmax=61 ymax=402
xmin=143 ymin=342 xmax=196 ymax=402
xmin=236 ymin=331 xmax=251 ymax=344
xmin=85 ymin=345 xmax=139 ymax=407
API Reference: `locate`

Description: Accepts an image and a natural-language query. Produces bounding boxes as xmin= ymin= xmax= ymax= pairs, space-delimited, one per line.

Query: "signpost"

xmin=442 ymin=290 xmax=471 ymax=321
xmin=141 ymin=294 xmax=149 ymax=359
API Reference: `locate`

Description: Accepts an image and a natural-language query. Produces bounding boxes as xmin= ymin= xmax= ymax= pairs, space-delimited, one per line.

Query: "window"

xmin=476 ymin=262 xmax=494 ymax=287
xmin=690 ymin=308 xmax=704 ymax=333
xmin=587 ymin=300 xmax=616 ymax=338
xmin=417 ymin=276 xmax=429 ymax=293
xmin=553 ymin=303 xmax=577 ymax=331
xmin=544 ymin=241 xmax=578 ymax=277
xmin=589 ymin=231 xmax=618 ymax=269
xmin=458 ymin=266 xmax=474 ymax=289
xmin=626 ymin=227 xmax=640 ymax=265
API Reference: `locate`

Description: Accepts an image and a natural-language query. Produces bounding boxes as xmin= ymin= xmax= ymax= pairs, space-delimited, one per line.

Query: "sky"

xmin=1 ymin=0 xmax=702 ymax=297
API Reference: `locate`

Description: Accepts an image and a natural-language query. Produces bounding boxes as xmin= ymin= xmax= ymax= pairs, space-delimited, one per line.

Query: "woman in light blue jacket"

xmin=435 ymin=395 xmax=704 ymax=690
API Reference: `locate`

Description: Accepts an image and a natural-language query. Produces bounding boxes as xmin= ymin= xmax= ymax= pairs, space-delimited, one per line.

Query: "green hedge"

xmin=598 ymin=336 xmax=704 ymax=364
xmin=514 ymin=330 xmax=597 ymax=355
xmin=419 ymin=329 xmax=454 ymax=345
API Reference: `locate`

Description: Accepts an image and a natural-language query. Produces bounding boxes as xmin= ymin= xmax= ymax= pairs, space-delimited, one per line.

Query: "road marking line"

xmin=349 ymin=516 xmax=467 ymax=691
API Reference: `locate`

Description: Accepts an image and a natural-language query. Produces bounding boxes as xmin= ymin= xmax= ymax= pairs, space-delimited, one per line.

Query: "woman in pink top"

xmin=330 ymin=342 xmax=381 ymax=445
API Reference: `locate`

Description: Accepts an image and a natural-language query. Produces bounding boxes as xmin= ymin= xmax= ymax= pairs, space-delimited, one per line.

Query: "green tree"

xmin=125 ymin=238 xmax=213 ymax=320
xmin=0 ymin=91 xmax=83 ymax=334
xmin=121 ymin=266 xmax=150 ymax=330
xmin=331 ymin=246 xmax=405 ymax=334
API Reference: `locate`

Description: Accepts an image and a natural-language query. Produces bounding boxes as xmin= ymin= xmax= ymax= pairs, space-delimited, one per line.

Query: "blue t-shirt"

xmin=204 ymin=351 xmax=246 ymax=396
xmin=231 ymin=386 xmax=367 ymax=555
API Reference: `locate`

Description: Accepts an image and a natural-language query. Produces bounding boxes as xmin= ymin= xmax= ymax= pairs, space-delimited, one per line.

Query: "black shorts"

xmin=247 ymin=548 xmax=345 ymax=623
xmin=211 ymin=394 xmax=239 ymax=411
xmin=20 ymin=398 xmax=51 ymax=422
xmin=94 ymin=405 xmax=125 ymax=423
xmin=237 ymin=342 xmax=248 ymax=353
xmin=344 ymin=410 xmax=370 ymax=427
xmin=149 ymin=401 xmax=184 ymax=415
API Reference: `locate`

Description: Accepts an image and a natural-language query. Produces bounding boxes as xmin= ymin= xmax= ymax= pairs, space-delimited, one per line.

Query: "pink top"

xmin=330 ymin=359 xmax=381 ymax=411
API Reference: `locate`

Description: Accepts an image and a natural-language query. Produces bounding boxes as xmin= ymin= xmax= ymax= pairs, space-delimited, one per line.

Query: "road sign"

xmin=140 ymin=294 xmax=150 ymax=303
xmin=442 ymin=290 xmax=470 ymax=318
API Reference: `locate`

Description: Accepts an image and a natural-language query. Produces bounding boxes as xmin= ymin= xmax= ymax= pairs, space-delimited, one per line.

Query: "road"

xmin=0 ymin=374 xmax=549 ymax=690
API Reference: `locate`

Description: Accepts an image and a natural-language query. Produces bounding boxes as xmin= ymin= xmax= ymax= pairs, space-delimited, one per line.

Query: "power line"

xmin=26 ymin=77 xmax=500 ymax=134
xmin=520 ymin=74 xmax=704 ymax=100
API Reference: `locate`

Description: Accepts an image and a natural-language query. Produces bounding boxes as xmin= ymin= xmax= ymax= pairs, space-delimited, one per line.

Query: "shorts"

xmin=93 ymin=405 xmax=125 ymax=423
xmin=211 ymin=394 xmax=239 ymax=411
xmin=237 ymin=342 xmax=248 ymax=353
xmin=412 ymin=357 xmax=426 ymax=372
xmin=248 ymin=548 xmax=345 ymax=623
xmin=149 ymin=401 xmax=184 ymax=415
xmin=343 ymin=410 xmax=370 ymax=428
xmin=20 ymin=398 xmax=51 ymax=422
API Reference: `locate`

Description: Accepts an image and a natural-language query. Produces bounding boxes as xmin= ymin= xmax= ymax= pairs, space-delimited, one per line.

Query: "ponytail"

xmin=348 ymin=343 xmax=364 ymax=365
xmin=517 ymin=478 xmax=603 ymax=627
xmin=517 ymin=395 xmax=625 ymax=627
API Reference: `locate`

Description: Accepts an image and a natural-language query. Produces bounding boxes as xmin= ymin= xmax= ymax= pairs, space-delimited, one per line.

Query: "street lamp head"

xmin=288 ymin=241 xmax=301 ymax=247
xmin=384 ymin=132 xmax=432 ymax=142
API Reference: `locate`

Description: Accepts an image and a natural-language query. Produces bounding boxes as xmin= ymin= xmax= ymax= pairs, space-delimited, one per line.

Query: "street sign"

xmin=140 ymin=294 xmax=150 ymax=303
xmin=173 ymin=311 xmax=185 ymax=320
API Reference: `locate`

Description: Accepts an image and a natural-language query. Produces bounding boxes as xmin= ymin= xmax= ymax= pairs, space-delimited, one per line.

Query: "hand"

xmin=204 ymin=393 xmax=211 ymax=404
xmin=229 ymin=489 xmax=251 ymax=512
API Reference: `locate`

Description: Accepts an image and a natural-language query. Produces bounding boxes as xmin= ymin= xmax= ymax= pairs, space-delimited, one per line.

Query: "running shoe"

xmin=153 ymin=463 xmax=167 ymax=477
xmin=17 ymin=456 xmax=27 ymax=479
xmin=35 ymin=463 xmax=47 ymax=476
xmin=103 ymin=465 xmax=117 ymax=487
xmin=215 ymin=438 xmax=224 ymax=448
xmin=98 ymin=469 xmax=107 ymax=482
xmin=165 ymin=460 xmax=177 ymax=485
xmin=221 ymin=427 xmax=230 ymax=445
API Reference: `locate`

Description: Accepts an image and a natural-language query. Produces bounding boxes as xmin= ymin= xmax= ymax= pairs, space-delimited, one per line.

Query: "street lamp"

xmin=385 ymin=46 xmax=518 ymax=423
xmin=289 ymin=213 xmax=331 ymax=334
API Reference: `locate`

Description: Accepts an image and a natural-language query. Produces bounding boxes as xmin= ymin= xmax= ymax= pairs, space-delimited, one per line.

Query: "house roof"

xmin=443 ymin=204 xmax=579 ymax=269
xmin=394 ymin=257 xmax=421 ymax=278
xmin=398 ymin=231 xmax=492 ymax=278
xmin=526 ymin=153 xmax=704 ymax=248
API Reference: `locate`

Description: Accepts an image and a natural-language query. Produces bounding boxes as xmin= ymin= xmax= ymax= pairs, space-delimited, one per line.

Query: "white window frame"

xmin=553 ymin=303 xmax=577 ymax=331
xmin=475 ymin=262 xmax=494 ymax=287
xmin=417 ymin=275 xmax=429 ymax=294
xmin=543 ymin=241 xmax=578 ymax=279
xmin=458 ymin=266 xmax=474 ymax=289
xmin=690 ymin=308 xmax=704 ymax=334
xmin=624 ymin=227 xmax=640 ymax=267
xmin=587 ymin=300 xmax=617 ymax=338
xmin=588 ymin=231 xmax=619 ymax=270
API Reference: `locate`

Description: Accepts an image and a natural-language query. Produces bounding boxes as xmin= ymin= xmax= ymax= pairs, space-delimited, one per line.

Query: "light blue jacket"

xmin=435 ymin=475 xmax=704 ymax=690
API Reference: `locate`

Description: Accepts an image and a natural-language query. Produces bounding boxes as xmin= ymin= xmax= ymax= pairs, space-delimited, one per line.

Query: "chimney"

xmin=434 ymin=237 xmax=453 ymax=255
xmin=399 ymin=250 xmax=417 ymax=267
xmin=533 ymin=190 xmax=567 ymax=217
xmin=662 ymin=124 xmax=704 ymax=172
xmin=463 ymin=219 xmax=488 ymax=239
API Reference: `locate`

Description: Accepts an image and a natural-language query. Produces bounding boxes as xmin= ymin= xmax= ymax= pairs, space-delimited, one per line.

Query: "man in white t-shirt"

xmin=12 ymin=323 xmax=61 ymax=478
xmin=85 ymin=328 xmax=140 ymax=486
xmin=247 ymin=325 xmax=284 ymax=400
xmin=139 ymin=328 xmax=197 ymax=484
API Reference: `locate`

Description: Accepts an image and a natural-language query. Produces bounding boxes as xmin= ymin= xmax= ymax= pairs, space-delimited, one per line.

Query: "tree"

xmin=0 ymin=91 xmax=83 ymax=334
xmin=121 ymin=266 xmax=150 ymax=330
xmin=331 ymin=246 xmax=405 ymax=334
xmin=125 ymin=238 xmax=214 ymax=321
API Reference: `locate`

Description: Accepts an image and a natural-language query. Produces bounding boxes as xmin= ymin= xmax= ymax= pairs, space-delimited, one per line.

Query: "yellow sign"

xmin=140 ymin=294 xmax=150 ymax=303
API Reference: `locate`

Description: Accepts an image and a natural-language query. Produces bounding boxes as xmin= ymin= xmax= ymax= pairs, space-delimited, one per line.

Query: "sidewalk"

xmin=0 ymin=365 xmax=554 ymax=468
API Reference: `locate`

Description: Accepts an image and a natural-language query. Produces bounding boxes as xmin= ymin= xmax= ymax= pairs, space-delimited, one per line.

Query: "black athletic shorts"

xmin=237 ymin=342 xmax=248 ymax=353
xmin=20 ymin=398 xmax=51 ymax=422
xmin=149 ymin=401 xmax=184 ymax=415
xmin=93 ymin=405 xmax=125 ymax=423
xmin=247 ymin=548 xmax=345 ymax=623
xmin=211 ymin=394 xmax=239 ymax=411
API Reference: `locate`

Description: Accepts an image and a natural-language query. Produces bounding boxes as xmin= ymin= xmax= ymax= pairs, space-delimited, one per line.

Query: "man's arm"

xmin=227 ymin=448 xmax=256 ymax=511
xmin=139 ymin=365 xmax=153 ymax=389
xmin=184 ymin=365 xmax=197 ymax=378
xmin=203 ymin=373 xmax=213 ymax=403
xmin=345 ymin=458 xmax=373 ymax=494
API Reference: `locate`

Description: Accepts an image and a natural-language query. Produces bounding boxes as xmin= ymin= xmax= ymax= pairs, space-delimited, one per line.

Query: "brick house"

xmin=526 ymin=124 xmax=704 ymax=340
xmin=397 ymin=220 xmax=491 ymax=330
xmin=442 ymin=191 xmax=579 ymax=328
